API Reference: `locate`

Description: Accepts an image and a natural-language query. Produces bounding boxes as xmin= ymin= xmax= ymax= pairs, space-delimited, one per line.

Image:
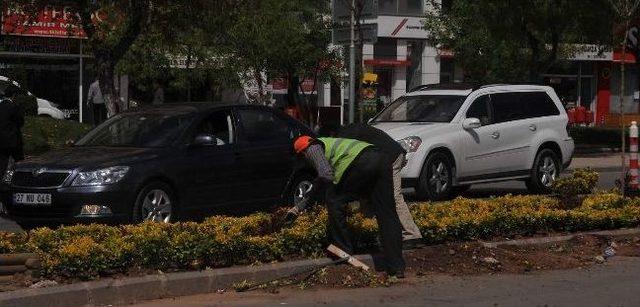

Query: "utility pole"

xmin=348 ymin=0 xmax=356 ymax=124
xmin=610 ymin=0 xmax=640 ymax=198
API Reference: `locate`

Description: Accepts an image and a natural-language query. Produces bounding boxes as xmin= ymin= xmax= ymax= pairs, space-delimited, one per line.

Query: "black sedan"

xmin=1 ymin=104 xmax=315 ymax=227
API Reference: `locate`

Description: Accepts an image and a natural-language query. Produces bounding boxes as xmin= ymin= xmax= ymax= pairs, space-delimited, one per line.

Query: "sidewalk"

xmin=569 ymin=154 xmax=626 ymax=172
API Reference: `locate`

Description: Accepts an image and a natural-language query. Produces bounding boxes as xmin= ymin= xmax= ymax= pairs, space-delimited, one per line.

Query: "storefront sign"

xmin=565 ymin=45 xmax=612 ymax=61
xmin=373 ymin=16 xmax=427 ymax=39
xmin=364 ymin=59 xmax=411 ymax=67
xmin=2 ymin=5 xmax=86 ymax=38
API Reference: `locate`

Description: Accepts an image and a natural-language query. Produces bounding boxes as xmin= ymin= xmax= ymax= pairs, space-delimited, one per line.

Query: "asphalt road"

xmin=0 ymin=168 xmax=622 ymax=233
xmin=134 ymin=257 xmax=640 ymax=307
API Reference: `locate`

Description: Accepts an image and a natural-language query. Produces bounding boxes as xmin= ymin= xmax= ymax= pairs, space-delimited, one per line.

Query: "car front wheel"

xmin=133 ymin=182 xmax=176 ymax=223
xmin=416 ymin=152 xmax=454 ymax=201
xmin=288 ymin=173 xmax=314 ymax=207
xmin=526 ymin=148 xmax=560 ymax=194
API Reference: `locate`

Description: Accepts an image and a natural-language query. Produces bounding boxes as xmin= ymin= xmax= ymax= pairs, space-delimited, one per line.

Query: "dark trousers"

xmin=325 ymin=148 xmax=405 ymax=273
xmin=92 ymin=103 xmax=107 ymax=126
xmin=0 ymin=151 xmax=9 ymax=180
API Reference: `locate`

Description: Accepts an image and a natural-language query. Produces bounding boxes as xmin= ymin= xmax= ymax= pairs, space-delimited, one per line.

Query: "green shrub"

xmin=552 ymin=168 xmax=600 ymax=196
xmin=22 ymin=117 xmax=92 ymax=156
xmin=1 ymin=193 xmax=640 ymax=280
xmin=569 ymin=127 xmax=623 ymax=149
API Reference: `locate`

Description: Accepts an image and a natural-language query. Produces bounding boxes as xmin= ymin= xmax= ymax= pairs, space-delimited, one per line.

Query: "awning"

xmin=364 ymin=59 xmax=412 ymax=67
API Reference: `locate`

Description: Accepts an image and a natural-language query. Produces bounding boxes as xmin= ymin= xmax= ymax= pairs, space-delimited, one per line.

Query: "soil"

xmin=1 ymin=234 xmax=639 ymax=294
xmin=249 ymin=234 xmax=640 ymax=293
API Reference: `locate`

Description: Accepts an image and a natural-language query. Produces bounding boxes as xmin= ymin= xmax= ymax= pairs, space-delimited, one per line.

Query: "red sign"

xmin=2 ymin=5 xmax=86 ymax=38
xmin=364 ymin=59 xmax=412 ymax=67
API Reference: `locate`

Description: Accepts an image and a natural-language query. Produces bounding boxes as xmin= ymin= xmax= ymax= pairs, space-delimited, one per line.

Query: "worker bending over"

xmin=292 ymin=135 xmax=405 ymax=278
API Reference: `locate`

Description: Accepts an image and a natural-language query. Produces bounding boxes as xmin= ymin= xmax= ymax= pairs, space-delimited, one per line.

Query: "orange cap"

xmin=294 ymin=135 xmax=314 ymax=154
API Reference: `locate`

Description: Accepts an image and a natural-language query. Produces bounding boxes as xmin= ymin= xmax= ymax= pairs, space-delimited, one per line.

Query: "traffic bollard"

xmin=630 ymin=121 xmax=638 ymax=190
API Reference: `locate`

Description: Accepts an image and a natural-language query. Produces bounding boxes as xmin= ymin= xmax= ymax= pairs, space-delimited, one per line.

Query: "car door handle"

xmin=491 ymin=131 xmax=500 ymax=139
xmin=529 ymin=124 xmax=537 ymax=131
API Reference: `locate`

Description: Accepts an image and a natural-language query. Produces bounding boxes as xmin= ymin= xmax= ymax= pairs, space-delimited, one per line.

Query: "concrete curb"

xmin=480 ymin=228 xmax=640 ymax=248
xmin=2 ymin=228 xmax=639 ymax=306
xmin=0 ymin=255 xmax=375 ymax=307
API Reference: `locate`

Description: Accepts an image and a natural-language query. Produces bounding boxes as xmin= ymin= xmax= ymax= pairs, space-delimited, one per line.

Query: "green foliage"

xmin=569 ymin=127 xmax=623 ymax=149
xmin=552 ymin=168 xmax=600 ymax=196
xmin=13 ymin=95 xmax=37 ymax=116
xmin=22 ymin=117 xmax=92 ymax=156
xmin=2 ymin=194 xmax=640 ymax=280
xmin=423 ymin=0 xmax=613 ymax=82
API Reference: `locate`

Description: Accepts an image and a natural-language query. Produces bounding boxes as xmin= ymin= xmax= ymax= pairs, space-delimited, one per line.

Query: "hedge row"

xmin=1 ymin=192 xmax=639 ymax=280
xmin=23 ymin=117 xmax=92 ymax=156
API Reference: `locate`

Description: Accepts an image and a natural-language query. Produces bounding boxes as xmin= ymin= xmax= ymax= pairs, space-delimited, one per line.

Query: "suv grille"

xmin=12 ymin=171 xmax=71 ymax=188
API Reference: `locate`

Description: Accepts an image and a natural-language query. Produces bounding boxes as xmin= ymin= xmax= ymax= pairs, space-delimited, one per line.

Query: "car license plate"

xmin=13 ymin=193 xmax=52 ymax=205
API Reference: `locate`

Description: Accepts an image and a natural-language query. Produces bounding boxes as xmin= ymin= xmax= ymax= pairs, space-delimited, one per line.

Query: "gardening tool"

xmin=235 ymin=245 xmax=370 ymax=292
xmin=234 ymin=257 xmax=349 ymax=292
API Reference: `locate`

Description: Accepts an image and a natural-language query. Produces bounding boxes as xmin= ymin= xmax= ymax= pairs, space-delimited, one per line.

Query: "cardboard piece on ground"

xmin=326 ymin=244 xmax=370 ymax=271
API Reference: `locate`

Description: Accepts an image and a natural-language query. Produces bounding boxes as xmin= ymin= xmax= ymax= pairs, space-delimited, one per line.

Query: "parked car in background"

xmin=1 ymin=103 xmax=315 ymax=228
xmin=0 ymin=76 xmax=65 ymax=119
xmin=372 ymin=84 xmax=574 ymax=201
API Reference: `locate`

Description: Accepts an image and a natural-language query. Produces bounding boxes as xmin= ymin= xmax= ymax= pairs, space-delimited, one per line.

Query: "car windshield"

xmin=75 ymin=112 xmax=194 ymax=147
xmin=374 ymin=95 xmax=466 ymax=123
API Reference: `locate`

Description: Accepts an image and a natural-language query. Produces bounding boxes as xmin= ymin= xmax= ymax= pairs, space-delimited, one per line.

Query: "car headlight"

xmin=2 ymin=169 xmax=14 ymax=185
xmin=398 ymin=136 xmax=422 ymax=153
xmin=71 ymin=166 xmax=130 ymax=187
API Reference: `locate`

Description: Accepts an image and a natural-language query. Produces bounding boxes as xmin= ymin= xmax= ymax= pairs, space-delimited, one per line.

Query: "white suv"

xmin=371 ymin=84 xmax=574 ymax=201
xmin=0 ymin=76 xmax=65 ymax=119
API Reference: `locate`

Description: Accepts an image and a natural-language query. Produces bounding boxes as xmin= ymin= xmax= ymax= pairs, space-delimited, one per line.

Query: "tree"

xmin=227 ymin=0 xmax=340 ymax=122
xmin=11 ymin=0 xmax=237 ymax=115
xmin=423 ymin=0 xmax=614 ymax=83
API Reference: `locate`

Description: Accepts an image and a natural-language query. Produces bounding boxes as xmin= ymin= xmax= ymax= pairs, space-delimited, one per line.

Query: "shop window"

xmin=378 ymin=0 xmax=423 ymax=16
xmin=374 ymin=38 xmax=397 ymax=60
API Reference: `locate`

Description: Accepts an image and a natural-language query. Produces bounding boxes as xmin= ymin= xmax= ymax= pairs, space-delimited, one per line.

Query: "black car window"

xmin=492 ymin=92 xmax=560 ymax=124
xmin=237 ymin=109 xmax=291 ymax=145
xmin=76 ymin=112 xmax=193 ymax=147
xmin=491 ymin=92 xmax=529 ymax=123
xmin=466 ymin=95 xmax=492 ymax=126
xmin=523 ymin=92 xmax=560 ymax=117
xmin=195 ymin=110 xmax=235 ymax=146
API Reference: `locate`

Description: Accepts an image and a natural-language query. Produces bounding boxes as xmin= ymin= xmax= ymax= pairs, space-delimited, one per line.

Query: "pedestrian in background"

xmin=338 ymin=123 xmax=424 ymax=248
xmin=0 ymin=86 xmax=25 ymax=178
xmin=152 ymin=80 xmax=165 ymax=105
xmin=87 ymin=79 xmax=107 ymax=125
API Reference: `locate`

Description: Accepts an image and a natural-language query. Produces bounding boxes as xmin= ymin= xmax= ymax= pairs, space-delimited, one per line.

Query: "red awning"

xmin=364 ymin=59 xmax=412 ymax=67
xmin=613 ymin=50 xmax=637 ymax=63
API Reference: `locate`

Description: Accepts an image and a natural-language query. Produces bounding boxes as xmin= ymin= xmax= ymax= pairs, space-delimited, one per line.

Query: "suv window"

xmin=237 ymin=109 xmax=292 ymax=145
xmin=525 ymin=92 xmax=560 ymax=117
xmin=466 ymin=95 xmax=492 ymax=125
xmin=492 ymin=92 xmax=560 ymax=124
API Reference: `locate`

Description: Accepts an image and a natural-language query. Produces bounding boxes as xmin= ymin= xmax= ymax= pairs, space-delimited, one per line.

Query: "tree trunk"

xmin=96 ymin=56 xmax=120 ymax=118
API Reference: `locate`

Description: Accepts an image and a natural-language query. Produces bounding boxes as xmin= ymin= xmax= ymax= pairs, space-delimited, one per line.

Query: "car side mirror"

xmin=192 ymin=133 xmax=217 ymax=146
xmin=462 ymin=118 xmax=482 ymax=130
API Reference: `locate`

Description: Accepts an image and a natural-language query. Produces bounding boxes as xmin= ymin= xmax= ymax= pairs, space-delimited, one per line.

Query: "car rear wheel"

xmin=416 ymin=152 xmax=454 ymax=201
xmin=526 ymin=148 xmax=560 ymax=194
xmin=133 ymin=182 xmax=176 ymax=223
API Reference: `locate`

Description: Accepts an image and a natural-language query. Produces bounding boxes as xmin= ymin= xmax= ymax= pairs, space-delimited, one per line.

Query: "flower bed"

xmin=1 ymin=192 xmax=639 ymax=281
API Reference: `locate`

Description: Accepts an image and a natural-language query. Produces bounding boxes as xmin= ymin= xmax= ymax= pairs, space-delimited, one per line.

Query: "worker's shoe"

xmin=388 ymin=270 xmax=405 ymax=279
xmin=402 ymin=238 xmax=426 ymax=250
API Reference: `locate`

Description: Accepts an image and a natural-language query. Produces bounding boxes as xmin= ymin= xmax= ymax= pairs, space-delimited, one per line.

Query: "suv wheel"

xmin=416 ymin=152 xmax=454 ymax=201
xmin=526 ymin=148 xmax=560 ymax=194
xmin=133 ymin=182 xmax=176 ymax=223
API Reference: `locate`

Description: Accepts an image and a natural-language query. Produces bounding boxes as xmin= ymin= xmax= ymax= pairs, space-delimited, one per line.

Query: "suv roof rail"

xmin=408 ymin=82 xmax=479 ymax=92
xmin=478 ymin=82 xmax=545 ymax=89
